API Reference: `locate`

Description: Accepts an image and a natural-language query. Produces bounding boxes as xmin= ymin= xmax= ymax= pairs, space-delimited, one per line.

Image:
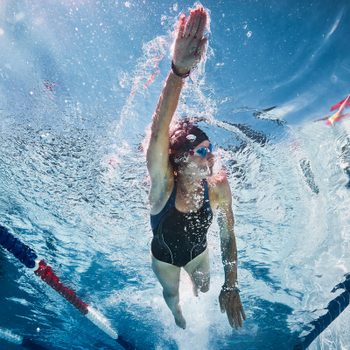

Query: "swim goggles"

xmin=189 ymin=143 xmax=213 ymax=158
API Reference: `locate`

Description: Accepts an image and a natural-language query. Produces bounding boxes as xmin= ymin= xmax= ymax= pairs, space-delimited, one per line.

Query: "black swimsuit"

xmin=150 ymin=180 xmax=213 ymax=267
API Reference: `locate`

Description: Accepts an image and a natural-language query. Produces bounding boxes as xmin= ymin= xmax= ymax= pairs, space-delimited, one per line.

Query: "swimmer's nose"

xmin=207 ymin=153 xmax=215 ymax=166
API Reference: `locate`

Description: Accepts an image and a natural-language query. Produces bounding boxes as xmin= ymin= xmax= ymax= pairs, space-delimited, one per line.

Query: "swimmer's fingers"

xmin=233 ymin=306 xmax=244 ymax=329
xmin=228 ymin=297 xmax=240 ymax=329
xmin=219 ymin=290 xmax=226 ymax=313
xmin=233 ymin=296 xmax=246 ymax=329
xmin=226 ymin=303 xmax=237 ymax=329
xmin=189 ymin=9 xmax=201 ymax=37
xmin=172 ymin=6 xmax=208 ymax=70
xmin=183 ymin=9 xmax=197 ymax=38
xmin=219 ymin=289 xmax=245 ymax=329
xmin=176 ymin=14 xmax=186 ymax=39
xmin=184 ymin=6 xmax=207 ymax=39
xmin=193 ymin=7 xmax=207 ymax=39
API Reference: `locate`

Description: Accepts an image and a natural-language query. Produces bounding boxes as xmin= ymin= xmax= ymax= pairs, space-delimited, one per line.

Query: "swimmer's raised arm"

xmin=146 ymin=7 xmax=208 ymax=195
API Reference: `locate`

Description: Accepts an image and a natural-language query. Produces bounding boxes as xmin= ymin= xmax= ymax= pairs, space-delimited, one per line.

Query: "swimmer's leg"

xmin=151 ymin=255 xmax=186 ymax=329
xmin=184 ymin=248 xmax=210 ymax=297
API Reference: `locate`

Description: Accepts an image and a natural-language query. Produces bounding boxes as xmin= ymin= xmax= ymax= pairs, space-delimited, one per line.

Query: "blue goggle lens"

xmin=195 ymin=143 xmax=213 ymax=157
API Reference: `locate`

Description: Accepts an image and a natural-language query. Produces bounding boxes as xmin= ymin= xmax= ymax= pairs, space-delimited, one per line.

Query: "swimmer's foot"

xmin=173 ymin=307 xmax=186 ymax=329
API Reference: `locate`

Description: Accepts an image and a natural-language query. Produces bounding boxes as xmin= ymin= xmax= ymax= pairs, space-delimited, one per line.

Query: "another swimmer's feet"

xmin=174 ymin=307 xmax=186 ymax=329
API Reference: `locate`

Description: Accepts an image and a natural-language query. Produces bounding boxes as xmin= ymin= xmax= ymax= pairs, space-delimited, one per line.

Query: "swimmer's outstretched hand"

xmin=219 ymin=287 xmax=246 ymax=329
xmin=172 ymin=5 xmax=208 ymax=75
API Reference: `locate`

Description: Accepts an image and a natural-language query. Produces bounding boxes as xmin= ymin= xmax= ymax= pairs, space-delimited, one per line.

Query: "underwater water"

xmin=1 ymin=0 xmax=350 ymax=349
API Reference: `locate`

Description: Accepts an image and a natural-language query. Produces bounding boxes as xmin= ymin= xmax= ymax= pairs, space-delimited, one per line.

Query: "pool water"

xmin=1 ymin=1 xmax=350 ymax=349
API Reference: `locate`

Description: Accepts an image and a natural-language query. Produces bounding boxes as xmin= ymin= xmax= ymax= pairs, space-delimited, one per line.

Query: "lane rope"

xmin=294 ymin=274 xmax=350 ymax=349
xmin=0 ymin=224 xmax=135 ymax=349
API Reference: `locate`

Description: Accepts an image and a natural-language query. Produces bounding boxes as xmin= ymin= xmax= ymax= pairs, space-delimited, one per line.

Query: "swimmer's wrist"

xmin=222 ymin=281 xmax=240 ymax=293
xmin=171 ymin=61 xmax=190 ymax=78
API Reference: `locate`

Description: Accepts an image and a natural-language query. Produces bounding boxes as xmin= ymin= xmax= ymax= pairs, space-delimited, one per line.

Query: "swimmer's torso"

xmin=150 ymin=180 xmax=213 ymax=267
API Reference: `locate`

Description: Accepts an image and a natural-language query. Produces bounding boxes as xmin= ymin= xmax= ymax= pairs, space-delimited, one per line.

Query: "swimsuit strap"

xmin=203 ymin=179 xmax=209 ymax=201
xmin=161 ymin=180 xmax=177 ymax=214
xmin=202 ymin=179 xmax=212 ymax=212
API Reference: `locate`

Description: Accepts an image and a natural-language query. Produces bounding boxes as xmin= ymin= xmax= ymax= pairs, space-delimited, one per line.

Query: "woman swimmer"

xmin=146 ymin=5 xmax=245 ymax=329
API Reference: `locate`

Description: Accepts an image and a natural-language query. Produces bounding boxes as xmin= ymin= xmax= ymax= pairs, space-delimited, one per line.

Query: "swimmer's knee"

xmin=163 ymin=288 xmax=179 ymax=299
xmin=194 ymin=275 xmax=209 ymax=293
xmin=192 ymin=271 xmax=210 ymax=293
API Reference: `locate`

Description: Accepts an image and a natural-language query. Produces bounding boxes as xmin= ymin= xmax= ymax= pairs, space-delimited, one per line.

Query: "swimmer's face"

xmin=181 ymin=140 xmax=215 ymax=178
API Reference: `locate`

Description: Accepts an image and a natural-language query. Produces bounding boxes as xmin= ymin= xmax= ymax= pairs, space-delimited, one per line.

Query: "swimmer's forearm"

xmin=218 ymin=208 xmax=237 ymax=287
xmin=221 ymin=233 xmax=238 ymax=288
xmin=218 ymin=214 xmax=238 ymax=287
xmin=151 ymin=71 xmax=184 ymax=135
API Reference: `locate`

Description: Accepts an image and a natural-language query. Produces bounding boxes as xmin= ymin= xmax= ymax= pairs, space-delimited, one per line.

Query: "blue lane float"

xmin=0 ymin=224 xmax=135 ymax=350
xmin=294 ymin=274 xmax=350 ymax=350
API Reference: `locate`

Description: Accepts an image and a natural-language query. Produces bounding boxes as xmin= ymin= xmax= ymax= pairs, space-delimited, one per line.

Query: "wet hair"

xmin=169 ymin=119 xmax=209 ymax=171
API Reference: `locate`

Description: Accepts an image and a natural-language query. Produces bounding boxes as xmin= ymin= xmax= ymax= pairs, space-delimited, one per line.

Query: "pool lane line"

xmin=0 ymin=224 xmax=135 ymax=350
xmin=294 ymin=273 xmax=350 ymax=349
